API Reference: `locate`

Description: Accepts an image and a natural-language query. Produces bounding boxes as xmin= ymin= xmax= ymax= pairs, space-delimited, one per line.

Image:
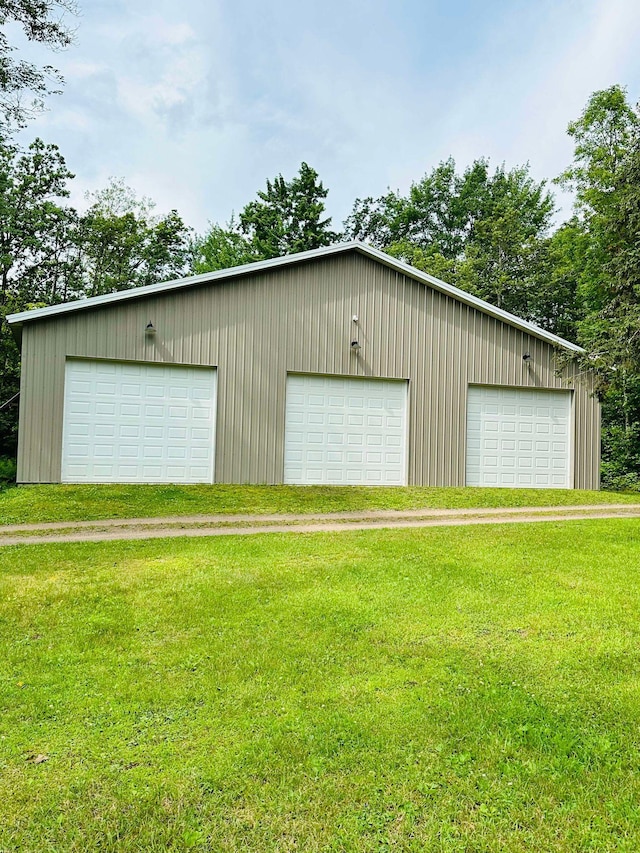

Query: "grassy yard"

xmin=2 ymin=520 xmax=640 ymax=851
xmin=1 ymin=482 xmax=639 ymax=525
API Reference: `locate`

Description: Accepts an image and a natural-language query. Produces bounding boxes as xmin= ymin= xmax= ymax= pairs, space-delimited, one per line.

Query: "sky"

xmin=14 ymin=0 xmax=640 ymax=234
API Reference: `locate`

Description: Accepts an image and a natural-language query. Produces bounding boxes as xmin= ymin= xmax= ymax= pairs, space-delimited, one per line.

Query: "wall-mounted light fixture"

xmin=350 ymin=314 xmax=361 ymax=351
xmin=145 ymin=322 xmax=156 ymax=336
xmin=522 ymin=352 xmax=531 ymax=362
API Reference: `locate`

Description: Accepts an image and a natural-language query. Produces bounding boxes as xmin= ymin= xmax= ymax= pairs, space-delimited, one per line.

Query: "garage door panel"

xmin=466 ymin=386 xmax=571 ymax=489
xmin=284 ymin=374 xmax=408 ymax=485
xmin=62 ymin=359 xmax=216 ymax=484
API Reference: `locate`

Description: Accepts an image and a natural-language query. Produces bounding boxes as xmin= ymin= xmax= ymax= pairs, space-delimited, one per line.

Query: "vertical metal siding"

xmin=16 ymin=252 xmax=601 ymax=486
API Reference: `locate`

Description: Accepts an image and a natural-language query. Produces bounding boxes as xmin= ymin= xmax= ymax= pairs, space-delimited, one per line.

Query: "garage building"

xmin=7 ymin=242 xmax=600 ymax=488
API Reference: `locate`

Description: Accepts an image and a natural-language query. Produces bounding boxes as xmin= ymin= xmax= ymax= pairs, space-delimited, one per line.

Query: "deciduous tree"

xmin=345 ymin=158 xmax=555 ymax=323
xmin=77 ymin=179 xmax=192 ymax=296
xmin=0 ymin=0 xmax=78 ymax=132
xmin=191 ymin=219 xmax=257 ymax=274
xmin=558 ymin=86 xmax=640 ymax=487
xmin=0 ymin=135 xmax=78 ymax=455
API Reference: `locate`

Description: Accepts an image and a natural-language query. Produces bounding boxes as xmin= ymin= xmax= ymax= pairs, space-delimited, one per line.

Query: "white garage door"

xmin=62 ymin=359 xmax=217 ymax=483
xmin=284 ymin=374 xmax=408 ymax=485
xmin=466 ymin=385 xmax=572 ymax=488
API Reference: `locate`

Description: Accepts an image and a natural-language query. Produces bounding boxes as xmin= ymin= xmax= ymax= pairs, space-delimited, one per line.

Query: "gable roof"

xmin=6 ymin=241 xmax=583 ymax=352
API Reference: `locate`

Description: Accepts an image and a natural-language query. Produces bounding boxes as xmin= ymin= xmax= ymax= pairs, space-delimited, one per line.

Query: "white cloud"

xmin=437 ymin=0 xmax=640 ymax=218
xmin=15 ymin=0 xmax=640 ymax=235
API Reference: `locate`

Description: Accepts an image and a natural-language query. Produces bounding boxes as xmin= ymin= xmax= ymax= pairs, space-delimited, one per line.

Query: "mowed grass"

xmin=2 ymin=521 xmax=640 ymax=851
xmin=1 ymin=483 xmax=639 ymax=525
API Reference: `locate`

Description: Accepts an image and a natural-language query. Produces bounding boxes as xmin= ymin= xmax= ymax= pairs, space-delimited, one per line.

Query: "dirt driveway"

xmin=1 ymin=504 xmax=639 ymax=546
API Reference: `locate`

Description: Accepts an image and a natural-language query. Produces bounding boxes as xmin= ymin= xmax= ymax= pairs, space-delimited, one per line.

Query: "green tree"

xmin=191 ymin=218 xmax=257 ymax=274
xmin=0 ymin=137 xmax=80 ymax=304
xmin=0 ymin=0 xmax=78 ymax=132
xmin=559 ymin=85 xmax=638 ymax=221
xmin=77 ymin=179 xmax=192 ymax=296
xmin=527 ymin=220 xmax=589 ymax=341
xmin=239 ymin=162 xmax=340 ymax=258
xmin=345 ymin=158 xmax=489 ymax=256
xmin=583 ymin=128 xmax=640 ymax=486
xmin=457 ymin=165 xmax=554 ymax=315
xmin=346 ymin=158 xmax=555 ymax=324
xmin=558 ymin=85 xmax=640 ymax=487
xmin=0 ymin=135 xmax=78 ymax=456
xmin=557 ymin=84 xmax=640 ymax=318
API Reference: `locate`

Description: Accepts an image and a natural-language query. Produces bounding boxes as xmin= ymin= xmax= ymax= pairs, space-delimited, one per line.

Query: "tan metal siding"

xmin=16 ymin=252 xmax=601 ymax=487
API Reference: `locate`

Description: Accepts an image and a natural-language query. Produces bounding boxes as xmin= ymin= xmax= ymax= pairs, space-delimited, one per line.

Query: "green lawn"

xmin=2 ymin=520 xmax=640 ymax=851
xmin=1 ymin=483 xmax=639 ymax=525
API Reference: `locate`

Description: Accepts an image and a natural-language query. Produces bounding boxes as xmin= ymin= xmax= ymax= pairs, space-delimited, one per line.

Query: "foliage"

xmin=77 ymin=178 xmax=192 ymax=296
xmin=3 ymin=521 xmax=640 ymax=849
xmin=557 ymin=85 xmax=640 ymax=319
xmin=345 ymin=158 xmax=488 ymax=254
xmin=238 ymin=161 xmax=341 ymax=258
xmin=0 ymin=0 xmax=78 ymax=132
xmin=345 ymin=158 xmax=558 ymax=326
xmin=192 ymin=162 xmax=341 ymax=275
xmin=559 ymin=85 xmax=639 ymax=222
xmin=458 ymin=165 xmax=554 ymax=315
xmin=600 ymin=469 xmax=640 ymax=492
xmin=0 ymin=136 xmax=77 ymax=303
xmin=560 ymin=87 xmax=640 ymax=482
xmin=0 ymin=136 xmax=77 ymax=455
xmin=0 ymin=454 xmax=15 ymax=487
xmin=601 ymin=417 xmax=640 ymax=491
xmin=524 ymin=220 xmax=590 ymax=341
xmin=191 ymin=219 xmax=257 ymax=274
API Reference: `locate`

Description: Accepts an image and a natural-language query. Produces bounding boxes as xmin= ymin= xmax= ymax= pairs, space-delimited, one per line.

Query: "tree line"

xmin=0 ymin=5 xmax=638 ymax=487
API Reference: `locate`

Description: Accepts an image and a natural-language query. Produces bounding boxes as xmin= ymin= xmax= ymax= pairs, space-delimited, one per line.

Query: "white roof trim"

xmin=6 ymin=241 xmax=583 ymax=352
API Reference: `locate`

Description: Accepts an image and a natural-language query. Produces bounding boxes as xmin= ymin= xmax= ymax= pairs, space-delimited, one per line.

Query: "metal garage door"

xmin=466 ymin=386 xmax=572 ymax=488
xmin=284 ymin=374 xmax=408 ymax=485
xmin=62 ymin=359 xmax=217 ymax=483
